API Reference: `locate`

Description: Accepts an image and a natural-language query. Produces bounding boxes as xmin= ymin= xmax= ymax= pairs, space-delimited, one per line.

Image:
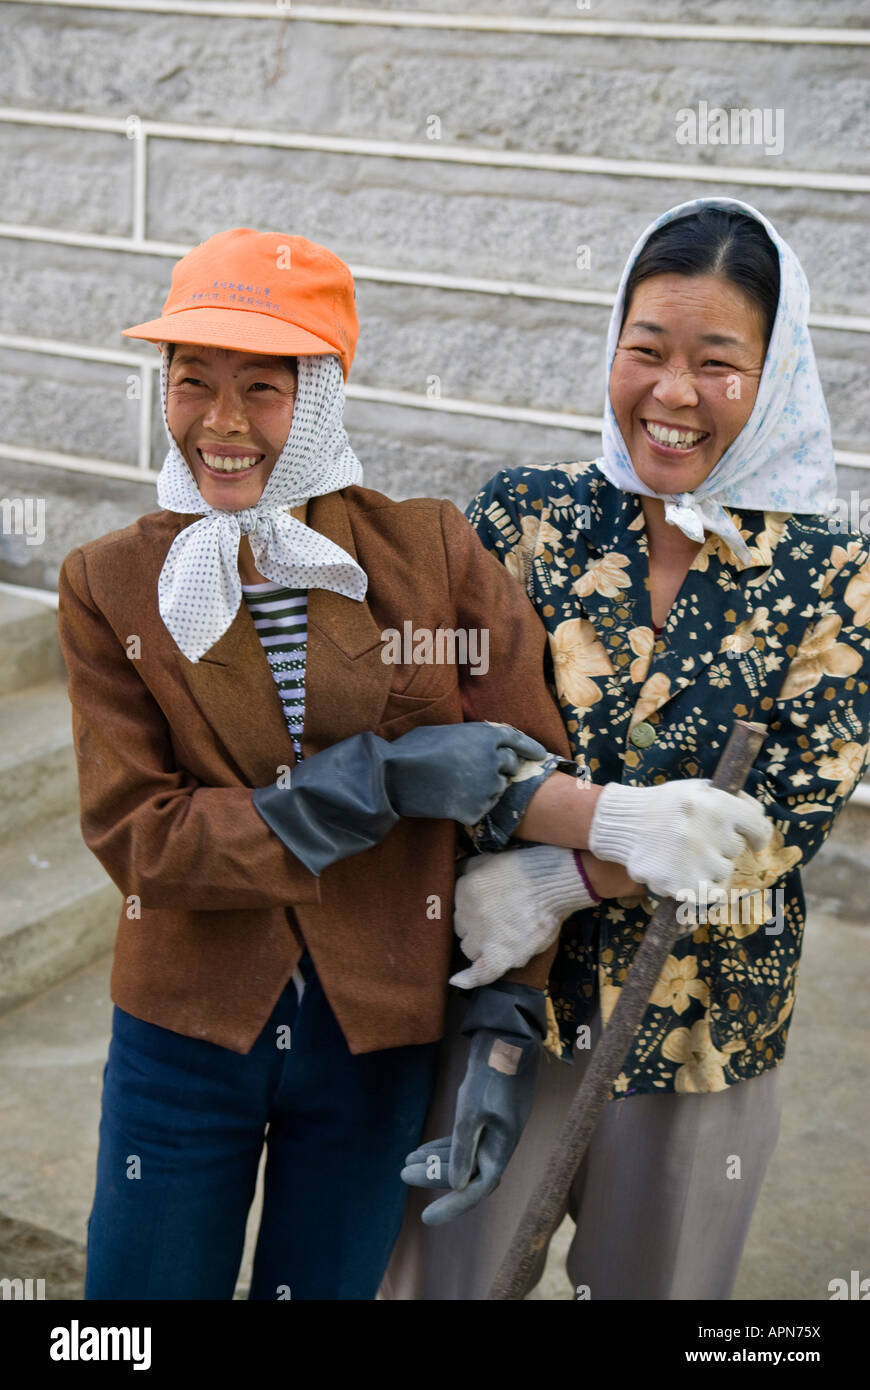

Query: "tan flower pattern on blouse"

xmin=627 ymin=625 xmax=655 ymax=683
xmin=729 ymin=824 xmax=803 ymax=897
xmin=719 ymin=607 xmax=769 ymax=656
xmin=503 ymin=514 xmax=562 ymax=587
xmin=819 ymin=540 xmax=864 ymax=598
xmin=650 ymin=955 xmax=711 ymax=1014
xmin=748 ymin=513 xmax=789 ymax=568
xmin=714 ymin=823 xmax=803 ymax=939
xmin=817 ymin=740 xmax=869 ymax=797
xmin=692 ymin=529 xmax=748 ymax=572
xmin=779 ymin=613 xmax=862 ymax=698
xmin=549 ymin=618 xmax=614 ymax=710
xmin=662 ymin=1019 xmax=730 ymax=1093
xmin=572 ymin=552 xmax=631 ymax=599
xmin=630 ymin=671 xmax=671 ymax=728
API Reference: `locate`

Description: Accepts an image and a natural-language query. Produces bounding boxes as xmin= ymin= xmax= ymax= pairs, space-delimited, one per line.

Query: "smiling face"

xmin=608 ymin=272 xmax=768 ymax=495
xmin=165 ymin=344 xmax=298 ymax=510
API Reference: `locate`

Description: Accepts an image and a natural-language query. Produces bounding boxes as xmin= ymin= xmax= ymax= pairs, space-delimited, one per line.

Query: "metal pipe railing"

xmin=7 ymin=1 xmax=870 ymax=46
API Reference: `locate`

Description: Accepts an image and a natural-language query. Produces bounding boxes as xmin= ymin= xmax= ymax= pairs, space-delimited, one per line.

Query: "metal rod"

xmin=7 ymin=1 xmax=870 ymax=45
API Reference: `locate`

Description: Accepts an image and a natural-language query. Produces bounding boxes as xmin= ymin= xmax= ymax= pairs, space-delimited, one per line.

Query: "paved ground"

xmin=0 ymin=901 xmax=866 ymax=1301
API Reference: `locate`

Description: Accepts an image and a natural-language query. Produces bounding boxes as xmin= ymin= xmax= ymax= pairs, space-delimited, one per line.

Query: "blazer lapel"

xmin=300 ymin=490 xmax=392 ymax=753
xmin=176 ymin=595 xmax=299 ymax=787
xmin=176 ymin=489 xmax=392 ymax=785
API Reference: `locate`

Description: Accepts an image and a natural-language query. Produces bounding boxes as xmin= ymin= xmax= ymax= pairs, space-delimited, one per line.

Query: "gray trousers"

xmin=380 ymin=992 xmax=782 ymax=1300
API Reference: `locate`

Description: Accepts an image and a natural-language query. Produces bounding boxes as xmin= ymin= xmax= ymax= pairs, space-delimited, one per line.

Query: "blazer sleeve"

xmin=439 ymin=498 xmax=569 ymax=754
xmin=439 ymin=499 xmax=573 ymax=991
xmin=57 ymin=546 xmax=322 ymax=913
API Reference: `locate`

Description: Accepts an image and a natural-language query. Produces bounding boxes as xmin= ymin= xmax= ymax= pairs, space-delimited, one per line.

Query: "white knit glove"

xmin=449 ymin=846 xmax=596 ymax=989
xmin=588 ymin=778 xmax=772 ymax=899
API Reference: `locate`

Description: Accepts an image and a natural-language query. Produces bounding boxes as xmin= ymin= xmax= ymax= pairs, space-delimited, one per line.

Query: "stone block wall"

xmin=0 ymin=1 xmax=867 ymax=585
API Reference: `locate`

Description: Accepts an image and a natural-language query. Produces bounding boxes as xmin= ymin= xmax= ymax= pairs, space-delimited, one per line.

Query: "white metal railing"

xmin=1 ymin=78 xmax=868 ymax=484
xmin=8 ymin=0 xmax=870 ymax=46
xmin=3 ymin=222 xmax=869 ymax=336
xmin=2 ymin=109 xmax=869 ymax=195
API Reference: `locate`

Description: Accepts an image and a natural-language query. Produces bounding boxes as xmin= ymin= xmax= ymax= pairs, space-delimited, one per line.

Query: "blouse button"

xmin=629 ymin=720 xmax=656 ymax=748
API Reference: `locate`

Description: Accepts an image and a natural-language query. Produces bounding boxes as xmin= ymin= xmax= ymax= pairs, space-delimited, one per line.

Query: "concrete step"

xmin=0 ymin=811 xmax=120 ymax=1017
xmin=0 ymin=679 xmax=77 ymax=840
xmin=0 ymin=591 xmax=65 ymax=697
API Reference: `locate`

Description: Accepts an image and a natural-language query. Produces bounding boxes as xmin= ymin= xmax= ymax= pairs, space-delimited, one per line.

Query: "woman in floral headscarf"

xmin=383 ymin=198 xmax=870 ymax=1300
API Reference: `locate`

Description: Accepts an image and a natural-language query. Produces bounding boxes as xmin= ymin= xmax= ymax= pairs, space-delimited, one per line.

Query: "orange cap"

xmin=122 ymin=228 xmax=359 ymax=379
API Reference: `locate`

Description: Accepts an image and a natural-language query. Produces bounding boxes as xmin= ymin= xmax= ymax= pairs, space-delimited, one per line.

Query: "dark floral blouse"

xmin=466 ymin=460 xmax=870 ymax=1099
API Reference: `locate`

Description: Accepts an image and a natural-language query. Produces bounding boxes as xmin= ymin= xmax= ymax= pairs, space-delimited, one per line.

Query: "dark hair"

xmin=166 ymin=342 xmax=298 ymax=374
xmin=621 ymin=209 xmax=780 ymax=348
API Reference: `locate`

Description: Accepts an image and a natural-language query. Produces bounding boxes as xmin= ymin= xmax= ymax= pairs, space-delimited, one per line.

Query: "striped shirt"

xmin=240 ymin=579 xmax=308 ymax=761
xmin=242 ymin=577 xmax=309 ymax=1001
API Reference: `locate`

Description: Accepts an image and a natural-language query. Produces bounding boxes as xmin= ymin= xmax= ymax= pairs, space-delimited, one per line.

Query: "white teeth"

xmin=644 ymin=421 xmax=707 ymax=449
xmin=201 ymin=451 xmax=261 ymax=472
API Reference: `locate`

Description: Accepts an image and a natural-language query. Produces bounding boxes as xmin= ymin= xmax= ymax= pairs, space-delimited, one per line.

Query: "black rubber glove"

xmin=252 ymin=723 xmax=548 ymax=875
xmin=400 ymin=981 xmax=547 ymax=1225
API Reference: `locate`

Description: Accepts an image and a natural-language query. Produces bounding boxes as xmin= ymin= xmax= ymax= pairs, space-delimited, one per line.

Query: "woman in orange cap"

xmin=58 ymin=227 xmax=586 ymax=1300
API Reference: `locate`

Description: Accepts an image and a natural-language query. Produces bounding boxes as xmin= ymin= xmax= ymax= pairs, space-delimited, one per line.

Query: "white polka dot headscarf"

xmin=155 ymin=349 xmax=368 ymax=662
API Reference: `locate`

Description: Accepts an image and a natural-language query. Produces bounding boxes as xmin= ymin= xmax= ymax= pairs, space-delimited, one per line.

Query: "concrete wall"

xmin=0 ymin=1 xmax=868 ymax=586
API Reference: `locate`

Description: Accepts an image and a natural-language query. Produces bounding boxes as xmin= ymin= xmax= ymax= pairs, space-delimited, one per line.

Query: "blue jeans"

xmin=84 ymin=953 xmax=438 ymax=1300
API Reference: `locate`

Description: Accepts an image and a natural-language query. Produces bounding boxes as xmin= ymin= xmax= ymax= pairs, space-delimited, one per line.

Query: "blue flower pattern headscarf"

xmin=597 ymin=197 xmax=839 ymax=563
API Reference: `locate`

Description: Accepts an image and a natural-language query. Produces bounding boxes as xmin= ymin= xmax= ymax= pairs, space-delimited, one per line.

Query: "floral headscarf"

xmin=597 ymin=196 xmax=839 ymax=562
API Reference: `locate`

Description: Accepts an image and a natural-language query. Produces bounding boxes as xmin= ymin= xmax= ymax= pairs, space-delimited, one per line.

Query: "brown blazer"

xmin=57 ymin=485 xmax=571 ymax=1054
